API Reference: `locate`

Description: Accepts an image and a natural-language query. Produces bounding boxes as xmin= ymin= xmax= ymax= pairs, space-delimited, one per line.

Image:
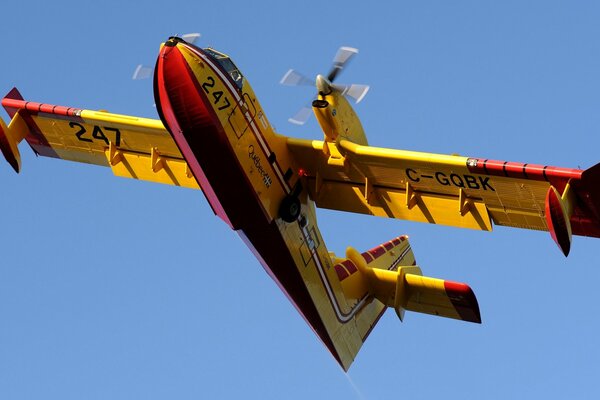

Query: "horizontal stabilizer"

xmin=402 ymin=274 xmax=481 ymax=323
xmin=342 ymin=237 xmax=481 ymax=324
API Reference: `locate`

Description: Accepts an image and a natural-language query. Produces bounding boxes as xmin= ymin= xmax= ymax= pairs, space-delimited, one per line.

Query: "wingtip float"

xmin=1 ymin=35 xmax=599 ymax=370
xmin=466 ymin=158 xmax=600 ymax=256
xmin=0 ymin=87 xmax=27 ymax=173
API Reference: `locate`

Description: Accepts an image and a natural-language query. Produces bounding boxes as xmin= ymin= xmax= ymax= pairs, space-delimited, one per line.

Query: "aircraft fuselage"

xmin=154 ymin=38 xmax=382 ymax=367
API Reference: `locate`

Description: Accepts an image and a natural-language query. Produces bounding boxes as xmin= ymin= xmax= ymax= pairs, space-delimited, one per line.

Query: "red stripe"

xmin=443 ymin=281 xmax=481 ymax=323
xmin=38 ymin=103 xmax=56 ymax=114
xmin=343 ymin=260 xmax=358 ymax=274
xmin=155 ymin=43 xmax=234 ymax=228
xmin=334 ymin=264 xmax=350 ymax=281
xmin=467 ymin=157 xmax=584 ymax=198
xmin=520 ymin=163 xmax=548 ymax=180
xmin=156 ymin=41 xmax=345 ymax=367
xmin=383 ymin=241 xmax=394 ymax=251
xmin=1 ymin=90 xmax=79 ymax=160
xmin=181 ymin=43 xmax=291 ymax=195
xmin=503 ymin=161 xmax=527 ymax=178
xmin=466 ymin=157 xmax=582 ymax=183
xmin=544 ymin=165 xmax=582 ymax=182
xmin=361 ymin=251 xmax=374 ymax=263
xmin=368 ymin=246 xmax=386 ymax=259
xmin=2 ymin=98 xmax=82 ymax=118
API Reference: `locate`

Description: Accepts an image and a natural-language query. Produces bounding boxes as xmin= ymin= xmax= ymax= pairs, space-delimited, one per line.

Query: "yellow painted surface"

xmin=287 ymin=136 xmax=556 ymax=232
xmin=340 ymin=240 xmax=465 ymax=322
xmin=313 ymin=92 xmax=368 ymax=145
xmin=403 ymin=274 xmax=461 ymax=320
xmin=1 ymin=41 xmax=496 ymax=371
xmin=16 ymin=110 xmax=199 ymax=189
xmin=106 ymin=149 xmax=198 ymax=189
xmin=0 ymin=111 xmax=33 ymax=172
xmin=174 ymin=42 xmax=386 ymax=369
xmin=178 ymin=45 xmax=292 ymax=221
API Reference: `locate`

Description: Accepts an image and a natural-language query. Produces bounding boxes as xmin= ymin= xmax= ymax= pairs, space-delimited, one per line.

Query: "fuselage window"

xmin=204 ymin=48 xmax=244 ymax=90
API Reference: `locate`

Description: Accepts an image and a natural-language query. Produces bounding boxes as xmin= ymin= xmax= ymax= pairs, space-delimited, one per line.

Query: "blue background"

xmin=1 ymin=1 xmax=599 ymax=398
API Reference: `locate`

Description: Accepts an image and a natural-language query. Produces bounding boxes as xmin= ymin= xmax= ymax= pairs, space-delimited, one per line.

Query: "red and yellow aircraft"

xmin=1 ymin=37 xmax=599 ymax=370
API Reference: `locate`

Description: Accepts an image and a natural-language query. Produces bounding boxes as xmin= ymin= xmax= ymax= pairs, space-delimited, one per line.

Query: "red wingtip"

xmin=444 ymin=281 xmax=482 ymax=323
xmin=2 ymin=87 xmax=24 ymax=119
xmin=4 ymin=87 xmax=24 ymax=101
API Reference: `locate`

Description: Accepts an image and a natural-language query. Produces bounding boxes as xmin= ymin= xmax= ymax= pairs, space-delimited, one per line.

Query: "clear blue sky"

xmin=2 ymin=1 xmax=600 ymax=399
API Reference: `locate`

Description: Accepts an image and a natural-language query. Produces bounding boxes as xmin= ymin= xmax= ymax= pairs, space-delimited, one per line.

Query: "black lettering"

xmin=248 ymin=144 xmax=272 ymax=188
xmin=450 ymin=174 xmax=465 ymax=188
xmin=202 ymin=76 xmax=215 ymax=93
xmin=218 ymin=97 xmax=231 ymax=111
xmin=212 ymin=91 xmax=223 ymax=104
xmin=464 ymin=175 xmax=480 ymax=189
xmin=103 ymin=127 xmax=121 ymax=147
xmin=435 ymin=172 xmax=449 ymax=186
xmin=479 ymin=176 xmax=495 ymax=191
xmin=406 ymin=168 xmax=420 ymax=182
xmin=70 ymin=122 xmax=91 ymax=142
xmin=92 ymin=126 xmax=109 ymax=145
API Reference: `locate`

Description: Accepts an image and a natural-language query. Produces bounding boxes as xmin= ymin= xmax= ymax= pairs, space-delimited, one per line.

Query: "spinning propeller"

xmin=132 ymin=33 xmax=201 ymax=80
xmin=280 ymin=46 xmax=369 ymax=125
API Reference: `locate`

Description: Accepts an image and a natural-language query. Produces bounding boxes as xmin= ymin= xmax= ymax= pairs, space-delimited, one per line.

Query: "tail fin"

xmin=336 ymin=235 xmax=481 ymax=324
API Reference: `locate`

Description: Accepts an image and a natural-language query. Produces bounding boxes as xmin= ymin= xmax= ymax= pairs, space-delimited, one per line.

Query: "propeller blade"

xmin=333 ymin=46 xmax=359 ymax=65
xmin=327 ymin=46 xmax=358 ymax=82
xmin=280 ymin=69 xmax=314 ymax=87
xmin=333 ymin=83 xmax=370 ymax=103
xmin=288 ymin=106 xmax=313 ymax=125
xmin=133 ymin=33 xmax=200 ymax=80
xmin=181 ymin=32 xmax=201 ymax=44
xmin=282 ymin=46 xmax=367 ymax=125
xmin=132 ymin=64 xmax=153 ymax=80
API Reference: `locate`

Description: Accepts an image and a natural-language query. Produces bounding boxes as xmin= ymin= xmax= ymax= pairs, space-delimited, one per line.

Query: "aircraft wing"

xmin=0 ymin=88 xmax=198 ymax=189
xmin=287 ymin=137 xmax=600 ymax=255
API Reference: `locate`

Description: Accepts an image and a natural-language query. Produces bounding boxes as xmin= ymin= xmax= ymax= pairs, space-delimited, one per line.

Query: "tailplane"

xmin=335 ymin=235 xmax=481 ymax=324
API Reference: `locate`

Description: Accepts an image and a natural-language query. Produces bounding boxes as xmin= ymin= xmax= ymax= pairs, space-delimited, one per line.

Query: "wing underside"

xmin=0 ymin=88 xmax=199 ymax=189
xmin=287 ymin=137 xmax=600 ymax=246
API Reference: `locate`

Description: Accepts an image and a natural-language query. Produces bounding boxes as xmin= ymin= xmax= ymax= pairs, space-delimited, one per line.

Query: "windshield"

xmin=204 ymin=48 xmax=244 ymax=90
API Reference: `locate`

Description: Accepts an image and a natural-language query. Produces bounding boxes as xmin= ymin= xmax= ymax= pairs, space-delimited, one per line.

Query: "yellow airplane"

xmin=1 ymin=37 xmax=598 ymax=370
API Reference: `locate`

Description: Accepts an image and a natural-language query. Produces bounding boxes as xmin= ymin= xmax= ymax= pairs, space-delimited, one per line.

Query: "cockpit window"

xmin=204 ymin=48 xmax=244 ymax=90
